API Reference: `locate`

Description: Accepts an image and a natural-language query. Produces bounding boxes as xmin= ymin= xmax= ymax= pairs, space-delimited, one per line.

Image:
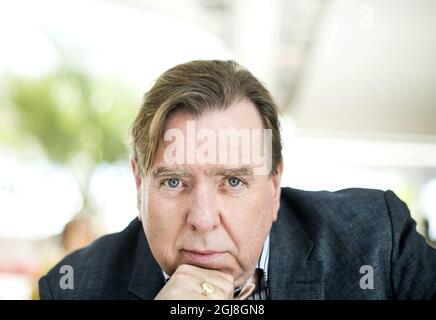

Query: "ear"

xmin=271 ymin=161 xmax=283 ymax=222
xmin=130 ymin=158 xmax=143 ymax=214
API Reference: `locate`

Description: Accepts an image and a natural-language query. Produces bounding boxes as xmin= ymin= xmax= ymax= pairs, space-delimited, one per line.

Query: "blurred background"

xmin=0 ymin=0 xmax=435 ymax=299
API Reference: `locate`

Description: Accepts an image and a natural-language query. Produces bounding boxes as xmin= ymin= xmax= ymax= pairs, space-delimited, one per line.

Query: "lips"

xmin=185 ymin=249 xmax=223 ymax=255
xmin=181 ymin=249 xmax=226 ymax=265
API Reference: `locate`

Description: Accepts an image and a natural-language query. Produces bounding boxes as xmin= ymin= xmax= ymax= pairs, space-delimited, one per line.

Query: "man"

xmin=39 ymin=60 xmax=436 ymax=299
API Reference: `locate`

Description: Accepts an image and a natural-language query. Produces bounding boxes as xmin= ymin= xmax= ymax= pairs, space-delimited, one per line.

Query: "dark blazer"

xmin=39 ymin=187 xmax=436 ymax=299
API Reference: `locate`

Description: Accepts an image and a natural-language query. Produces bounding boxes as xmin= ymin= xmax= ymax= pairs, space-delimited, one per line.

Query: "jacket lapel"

xmin=269 ymin=197 xmax=324 ymax=299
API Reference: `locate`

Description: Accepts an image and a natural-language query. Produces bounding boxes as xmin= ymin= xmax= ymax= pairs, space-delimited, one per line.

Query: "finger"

xmin=176 ymin=264 xmax=234 ymax=284
xmin=176 ymin=264 xmax=234 ymax=295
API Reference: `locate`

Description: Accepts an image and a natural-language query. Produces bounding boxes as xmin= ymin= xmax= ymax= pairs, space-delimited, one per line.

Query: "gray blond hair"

xmin=130 ymin=60 xmax=282 ymax=176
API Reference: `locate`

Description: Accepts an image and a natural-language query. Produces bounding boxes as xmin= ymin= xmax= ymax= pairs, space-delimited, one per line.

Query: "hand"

xmin=154 ymin=264 xmax=234 ymax=300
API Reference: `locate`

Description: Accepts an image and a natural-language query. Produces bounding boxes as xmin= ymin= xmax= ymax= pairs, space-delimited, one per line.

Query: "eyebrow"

xmin=151 ymin=167 xmax=193 ymax=178
xmin=151 ymin=166 xmax=255 ymax=178
xmin=208 ymin=166 xmax=255 ymax=178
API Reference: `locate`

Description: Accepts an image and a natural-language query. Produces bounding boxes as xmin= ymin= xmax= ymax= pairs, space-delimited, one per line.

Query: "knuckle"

xmin=174 ymin=264 xmax=192 ymax=276
xmin=177 ymin=264 xmax=189 ymax=272
xmin=219 ymin=272 xmax=234 ymax=283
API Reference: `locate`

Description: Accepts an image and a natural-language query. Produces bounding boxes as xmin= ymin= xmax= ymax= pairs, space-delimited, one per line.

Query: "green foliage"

xmin=7 ymin=66 xmax=137 ymax=166
xmin=3 ymin=66 xmax=139 ymax=214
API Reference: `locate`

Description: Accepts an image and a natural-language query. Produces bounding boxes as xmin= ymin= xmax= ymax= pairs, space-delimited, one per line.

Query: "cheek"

xmin=236 ymin=186 xmax=275 ymax=230
xmin=141 ymin=193 xmax=185 ymax=262
xmin=143 ymin=195 xmax=181 ymax=238
xmin=225 ymin=188 xmax=275 ymax=262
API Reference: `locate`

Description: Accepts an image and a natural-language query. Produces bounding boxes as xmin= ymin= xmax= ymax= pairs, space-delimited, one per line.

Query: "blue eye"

xmin=228 ymin=177 xmax=242 ymax=187
xmin=165 ymin=178 xmax=180 ymax=188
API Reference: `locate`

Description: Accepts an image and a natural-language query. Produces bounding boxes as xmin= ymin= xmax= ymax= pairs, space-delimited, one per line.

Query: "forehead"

xmin=151 ymin=100 xmax=271 ymax=175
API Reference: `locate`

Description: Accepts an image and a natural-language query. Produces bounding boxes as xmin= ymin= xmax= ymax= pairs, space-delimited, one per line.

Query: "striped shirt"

xmin=162 ymin=235 xmax=270 ymax=300
xmin=247 ymin=234 xmax=270 ymax=300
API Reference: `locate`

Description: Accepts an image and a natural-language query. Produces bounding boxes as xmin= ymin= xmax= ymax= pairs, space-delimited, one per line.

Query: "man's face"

xmin=131 ymin=99 xmax=282 ymax=287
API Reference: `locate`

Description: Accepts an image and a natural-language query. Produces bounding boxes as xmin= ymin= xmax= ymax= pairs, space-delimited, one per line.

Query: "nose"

xmin=186 ymin=183 xmax=221 ymax=233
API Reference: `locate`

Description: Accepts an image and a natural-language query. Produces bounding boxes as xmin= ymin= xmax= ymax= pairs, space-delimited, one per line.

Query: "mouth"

xmin=180 ymin=249 xmax=226 ymax=265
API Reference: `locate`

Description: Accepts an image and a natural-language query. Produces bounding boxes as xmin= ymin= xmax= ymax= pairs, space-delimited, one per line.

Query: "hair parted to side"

xmin=130 ymin=60 xmax=282 ymax=176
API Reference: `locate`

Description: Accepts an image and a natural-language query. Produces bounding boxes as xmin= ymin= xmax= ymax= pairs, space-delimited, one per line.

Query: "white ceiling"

xmin=1 ymin=0 xmax=434 ymax=139
xmin=292 ymin=0 xmax=436 ymax=138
